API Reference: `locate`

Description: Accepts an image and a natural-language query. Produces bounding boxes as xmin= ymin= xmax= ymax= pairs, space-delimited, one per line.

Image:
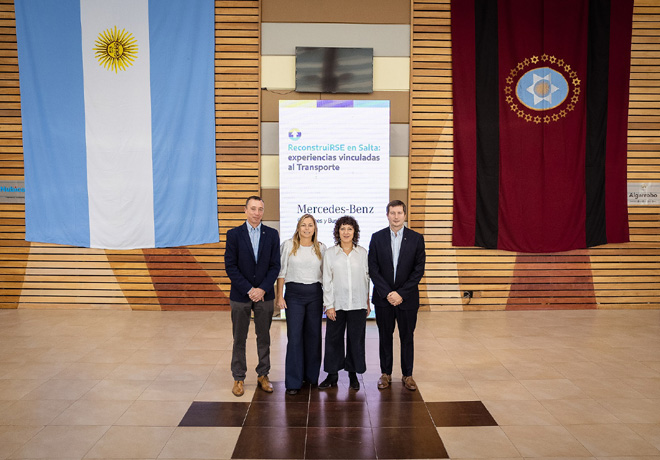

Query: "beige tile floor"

xmin=0 ymin=308 xmax=659 ymax=459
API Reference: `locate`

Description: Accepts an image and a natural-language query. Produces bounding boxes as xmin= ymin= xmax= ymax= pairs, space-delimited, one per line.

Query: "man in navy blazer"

xmin=368 ymin=200 xmax=426 ymax=391
xmin=225 ymin=196 xmax=280 ymax=397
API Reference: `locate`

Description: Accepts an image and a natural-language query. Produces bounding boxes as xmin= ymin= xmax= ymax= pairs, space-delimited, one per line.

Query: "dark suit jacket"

xmin=368 ymin=226 xmax=426 ymax=310
xmin=224 ymin=222 xmax=280 ymax=302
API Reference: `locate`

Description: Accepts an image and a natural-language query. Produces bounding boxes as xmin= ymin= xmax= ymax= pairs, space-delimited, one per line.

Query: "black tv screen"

xmin=295 ymin=47 xmax=374 ymax=94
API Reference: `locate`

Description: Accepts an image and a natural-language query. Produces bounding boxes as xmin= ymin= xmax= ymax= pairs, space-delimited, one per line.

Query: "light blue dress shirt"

xmin=390 ymin=227 xmax=403 ymax=280
xmin=247 ymin=221 xmax=261 ymax=261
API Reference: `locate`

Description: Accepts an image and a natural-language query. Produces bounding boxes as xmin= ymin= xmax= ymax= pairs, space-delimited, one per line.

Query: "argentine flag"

xmin=15 ymin=0 xmax=218 ymax=249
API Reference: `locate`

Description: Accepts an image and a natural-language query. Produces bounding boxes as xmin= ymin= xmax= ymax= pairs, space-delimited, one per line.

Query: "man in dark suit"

xmin=225 ymin=196 xmax=280 ymax=397
xmin=368 ymin=200 xmax=426 ymax=391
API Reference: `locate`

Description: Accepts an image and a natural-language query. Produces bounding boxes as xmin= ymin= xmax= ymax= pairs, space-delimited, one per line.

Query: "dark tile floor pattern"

xmin=179 ymin=375 xmax=498 ymax=459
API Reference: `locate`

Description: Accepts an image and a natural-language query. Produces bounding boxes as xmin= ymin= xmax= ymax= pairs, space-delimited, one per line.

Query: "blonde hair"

xmin=291 ymin=214 xmax=322 ymax=259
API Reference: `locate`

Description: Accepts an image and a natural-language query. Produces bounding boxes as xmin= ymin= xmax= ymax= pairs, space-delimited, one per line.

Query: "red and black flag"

xmin=451 ymin=0 xmax=632 ymax=253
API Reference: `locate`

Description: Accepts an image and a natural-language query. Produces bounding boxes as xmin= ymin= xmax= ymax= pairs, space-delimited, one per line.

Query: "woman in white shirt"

xmin=319 ymin=215 xmax=370 ymax=391
xmin=276 ymin=214 xmax=326 ymax=395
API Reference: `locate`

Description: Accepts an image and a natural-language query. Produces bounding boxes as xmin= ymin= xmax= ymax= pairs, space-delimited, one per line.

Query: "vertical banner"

xmin=15 ymin=0 xmax=218 ymax=249
xmin=279 ymin=100 xmax=390 ymax=249
xmin=452 ymin=0 xmax=632 ymax=253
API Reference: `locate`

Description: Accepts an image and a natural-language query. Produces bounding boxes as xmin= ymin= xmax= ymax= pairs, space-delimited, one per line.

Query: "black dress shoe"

xmin=318 ymin=373 xmax=338 ymax=389
xmin=286 ymin=388 xmax=299 ymax=395
xmin=348 ymin=372 xmax=360 ymax=391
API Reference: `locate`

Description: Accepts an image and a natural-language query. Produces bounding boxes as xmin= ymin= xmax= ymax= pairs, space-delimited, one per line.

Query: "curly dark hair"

xmin=333 ymin=215 xmax=360 ymax=246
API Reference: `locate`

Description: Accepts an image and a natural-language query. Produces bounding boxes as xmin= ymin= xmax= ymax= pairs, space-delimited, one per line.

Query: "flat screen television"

xmin=295 ymin=47 xmax=374 ymax=94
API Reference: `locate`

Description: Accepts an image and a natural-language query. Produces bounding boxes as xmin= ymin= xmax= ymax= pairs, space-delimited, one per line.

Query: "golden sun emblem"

xmin=94 ymin=26 xmax=138 ymax=73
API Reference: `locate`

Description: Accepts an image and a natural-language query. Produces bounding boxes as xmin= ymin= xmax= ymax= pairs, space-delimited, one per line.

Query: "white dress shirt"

xmin=322 ymin=245 xmax=370 ymax=311
xmin=278 ymin=239 xmax=326 ymax=284
xmin=390 ymin=227 xmax=403 ymax=279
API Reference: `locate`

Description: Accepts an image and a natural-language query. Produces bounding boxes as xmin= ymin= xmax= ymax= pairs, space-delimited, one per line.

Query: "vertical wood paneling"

xmin=216 ymin=0 xmax=261 ymax=226
xmin=215 ymin=0 xmax=262 ymax=303
xmin=0 ymin=0 xmax=27 ymax=308
xmin=1 ymin=0 xmax=659 ymax=311
xmin=409 ymin=0 xmax=460 ymax=310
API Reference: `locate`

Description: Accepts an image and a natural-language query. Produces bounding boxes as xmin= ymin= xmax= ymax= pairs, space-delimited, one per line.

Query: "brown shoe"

xmin=257 ymin=375 xmax=273 ymax=393
xmin=232 ymin=380 xmax=244 ymax=397
xmin=377 ymin=373 xmax=392 ymax=389
xmin=402 ymin=375 xmax=417 ymax=391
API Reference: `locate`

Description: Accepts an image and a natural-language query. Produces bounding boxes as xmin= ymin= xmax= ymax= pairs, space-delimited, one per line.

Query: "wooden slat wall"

xmin=409 ymin=0 xmax=458 ymax=310
xmin=0 ymin=0 xmax=27 ymax=309
xmin=0 ymin=0 xmax=261 ymax=310
xmin=409 ymin=0 xmax=660 ymax=311
xmin=2 ymin=0 xmax=659 ymax=311
xmin=216 ymin=0 xmax=261 ymax=299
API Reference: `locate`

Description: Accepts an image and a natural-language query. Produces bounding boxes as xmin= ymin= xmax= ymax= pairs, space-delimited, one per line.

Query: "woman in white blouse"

xmin=276 ymin=214 xmax=326 ymax=395
xmin=318 ymin=215 xmax=370 ymax=391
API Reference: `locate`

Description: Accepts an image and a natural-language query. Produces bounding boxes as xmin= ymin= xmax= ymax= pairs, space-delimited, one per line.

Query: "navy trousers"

xmin=375 ymin=304 xmax=418 ymax=377
xmin=323 ymin=309 xmax=367 ymax=374
xmin=284 ymin=282 xmax=323 ymax=390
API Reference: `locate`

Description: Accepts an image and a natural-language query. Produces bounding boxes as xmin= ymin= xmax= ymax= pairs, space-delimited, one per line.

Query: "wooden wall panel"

xmin=2 ymin=0 xmax=660 ymax=311
xmin=215 ymin=0 xmax=262 ymax=305
xmin=0 ymin=0 xmax=26 ymax=308
xmin=409 ymin=0 xmax=459 ymax=310
xmin=409 ymin=0 xmax=660 ymax=311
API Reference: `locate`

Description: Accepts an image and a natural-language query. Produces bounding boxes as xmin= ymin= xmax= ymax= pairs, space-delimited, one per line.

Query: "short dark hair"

xmin=333 ymin=215 xmax=360 ymax=246
xmin=245 ymin=195 xmax=264 ymax=207
xmin=386 ymin=199 xmax=407 ymax=214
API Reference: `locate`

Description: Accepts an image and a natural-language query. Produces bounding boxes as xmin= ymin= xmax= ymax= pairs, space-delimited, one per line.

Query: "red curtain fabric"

xmin=451 ymin=0 xmax=632 ymax=253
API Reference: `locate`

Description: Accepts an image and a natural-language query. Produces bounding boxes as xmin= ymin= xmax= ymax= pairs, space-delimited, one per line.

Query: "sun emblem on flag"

xmin=504 ymin=55 xmax=580 ymax=124
xmin=94 ymin=26 xmax=138 ymax=73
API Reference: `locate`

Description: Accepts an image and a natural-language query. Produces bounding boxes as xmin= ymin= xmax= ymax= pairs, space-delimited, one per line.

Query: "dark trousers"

xmin=230 ymin=299 xmax=274 ymax=381
xmin=285 ymin=282 xmax=323 ymax=389
xmin=375 ymin=304 xmax=418 ymax=376
xmin=323 ymin=309 xmax=367 ymax=374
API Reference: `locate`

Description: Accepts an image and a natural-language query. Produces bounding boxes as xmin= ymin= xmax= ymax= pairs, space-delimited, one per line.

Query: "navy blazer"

xmin=224 ymin=222 xmax=281 ymax=302
xmin=368 ymin=226 xmax=426 ymax=310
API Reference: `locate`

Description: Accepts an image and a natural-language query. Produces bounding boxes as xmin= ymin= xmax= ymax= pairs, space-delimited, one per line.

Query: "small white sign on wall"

xmin=628 ymin=182 xmax=659 ymax=205
xmin=0 ymin=181 xmax=25 ymax=203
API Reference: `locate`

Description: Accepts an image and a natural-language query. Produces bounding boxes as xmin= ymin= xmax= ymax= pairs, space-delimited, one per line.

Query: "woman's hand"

xmin=325 ymin=308 xmax=336 ymax=321
xmin=275 ymin=278 xmax=286 ymax=309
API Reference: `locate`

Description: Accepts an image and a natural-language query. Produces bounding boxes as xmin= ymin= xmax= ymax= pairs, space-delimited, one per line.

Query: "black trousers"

xmin=375 ymin=304 xmax=418 ymax=376
xmin=323 ymin=309 xmax=367 ymax=374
